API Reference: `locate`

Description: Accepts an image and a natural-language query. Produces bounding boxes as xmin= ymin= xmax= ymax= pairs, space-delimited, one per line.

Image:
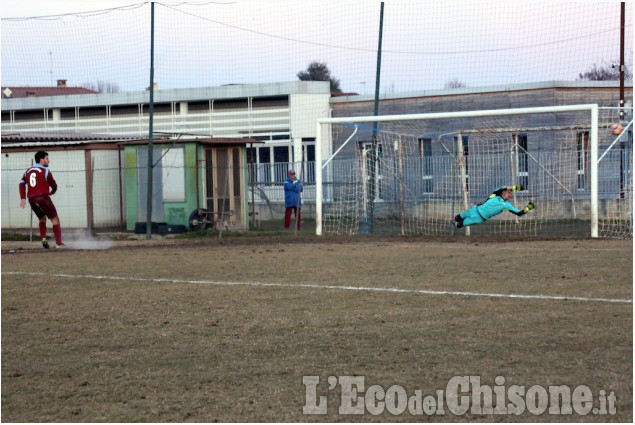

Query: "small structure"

xmin=120 ymin=137 xmax=261 ymax=231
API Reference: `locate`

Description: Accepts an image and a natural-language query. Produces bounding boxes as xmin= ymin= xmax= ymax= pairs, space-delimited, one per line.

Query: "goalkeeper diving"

xmin=453 ymin=185 xmax=535 ymax=229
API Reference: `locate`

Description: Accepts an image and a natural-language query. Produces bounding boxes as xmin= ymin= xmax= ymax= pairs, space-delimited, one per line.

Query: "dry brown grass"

xmin=1 ymin=236 xmax=632 ymax=422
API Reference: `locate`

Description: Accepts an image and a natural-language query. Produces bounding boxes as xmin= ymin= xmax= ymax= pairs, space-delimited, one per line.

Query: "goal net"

xmin=316 ymin=105 xmax=633 ymax=239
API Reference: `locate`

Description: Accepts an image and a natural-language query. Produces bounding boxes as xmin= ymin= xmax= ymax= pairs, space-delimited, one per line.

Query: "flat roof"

xmin=1 ymin=131 xmax=135 ymax=143
xmin=119 ymin=137 xmax=263 ymax=146
xmin=330 ymin=80 xmax=632 ymax=103
xmin=1 ymin=132 xmax=262 ymax=149
xmin=1 ymin=81 xmax=332 ymax=110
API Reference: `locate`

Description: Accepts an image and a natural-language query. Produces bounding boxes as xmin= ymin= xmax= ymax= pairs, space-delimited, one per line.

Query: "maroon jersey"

xmin=19 ymin=164 xmax=57 ymax=199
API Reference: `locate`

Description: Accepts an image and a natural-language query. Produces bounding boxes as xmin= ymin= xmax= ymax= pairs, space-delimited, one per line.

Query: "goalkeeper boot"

xmin=42 ymin=238 xmax=49 ymax=249
xmin=453 ymin=215 xmax=464 ymax=228
xmin=55 ymin=243 xmax=67 ymax=249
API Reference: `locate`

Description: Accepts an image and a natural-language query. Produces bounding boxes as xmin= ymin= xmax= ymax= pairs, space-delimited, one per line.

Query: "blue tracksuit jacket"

xmin=284 ymin=177 xmax=303 ymax=208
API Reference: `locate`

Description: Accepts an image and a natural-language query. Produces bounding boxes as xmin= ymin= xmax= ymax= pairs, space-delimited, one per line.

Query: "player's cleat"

xmin=55 ymin=243 xmax=67 ymax=249
xmin=42 ymin=238 xmax=49 ymax=249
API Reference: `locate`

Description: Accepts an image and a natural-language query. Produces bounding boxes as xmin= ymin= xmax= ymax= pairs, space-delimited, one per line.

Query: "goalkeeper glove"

xmin=525 ymin=201 xmax=535 ymax=212
xmin=512 ymin=185 xmax=523 ymax=191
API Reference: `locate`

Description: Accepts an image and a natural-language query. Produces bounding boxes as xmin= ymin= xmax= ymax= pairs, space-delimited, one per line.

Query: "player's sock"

xmin=39 ymin=221 xmax=47 ymax=239
xmin=53 ymin=224 xmax=62 ymax=246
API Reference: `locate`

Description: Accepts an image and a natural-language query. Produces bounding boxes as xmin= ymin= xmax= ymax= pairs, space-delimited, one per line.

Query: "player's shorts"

xmin=29 ymin=195 xmax=58 ymax=220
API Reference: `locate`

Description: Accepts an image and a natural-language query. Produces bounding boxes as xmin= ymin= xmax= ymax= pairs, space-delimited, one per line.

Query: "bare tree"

xmin=444 ymin=78 xmax=467 ymax=89
xmin=82 ymin=80 xmax=120 ymax=93
xmin=577 ymin=62 xmax=633 ymax=81
xmin=297 ymin=61 xmax=342 ymax=93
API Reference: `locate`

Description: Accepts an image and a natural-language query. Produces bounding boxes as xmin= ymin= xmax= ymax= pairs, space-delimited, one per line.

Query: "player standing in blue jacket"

xmin=454 ymin=185 xmax=535 ymax=228
xmin=283 ymin=169 xmax=303 ymax=230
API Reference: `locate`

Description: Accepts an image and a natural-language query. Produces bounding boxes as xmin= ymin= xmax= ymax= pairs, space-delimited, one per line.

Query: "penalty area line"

xmin=2 ymin=271 xmax=632 ymax=304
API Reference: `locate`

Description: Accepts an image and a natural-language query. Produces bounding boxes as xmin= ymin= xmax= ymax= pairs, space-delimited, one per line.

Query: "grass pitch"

xmin=1 ymin=235 xmax=632 ymax=422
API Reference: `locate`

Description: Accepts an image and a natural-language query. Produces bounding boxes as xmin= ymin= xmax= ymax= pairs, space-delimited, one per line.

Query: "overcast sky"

xmin=0 ymin=0 xmax=625 ymax=18
xmin=0 ymin=1 xmax=134 ymax=18
xmin=1 ymin=1 xmax=632 ymax=94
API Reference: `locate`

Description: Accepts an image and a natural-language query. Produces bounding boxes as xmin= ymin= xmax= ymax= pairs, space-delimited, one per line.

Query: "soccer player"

xmin=283 ymin=169 xmax=303 ymax=230
xmin=19 ymin=151 xmax=65 ymax=248
xmin=453 ymin=185 xmax=534 ymax=229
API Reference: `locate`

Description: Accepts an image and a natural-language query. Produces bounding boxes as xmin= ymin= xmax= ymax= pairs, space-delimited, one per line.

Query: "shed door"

xmin=205 ymin=147 xmax=244 ymax=227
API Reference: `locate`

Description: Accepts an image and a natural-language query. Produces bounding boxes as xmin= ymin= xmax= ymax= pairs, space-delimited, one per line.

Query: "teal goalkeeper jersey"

xmin=476 ymin=196 xmax=522 ymax=220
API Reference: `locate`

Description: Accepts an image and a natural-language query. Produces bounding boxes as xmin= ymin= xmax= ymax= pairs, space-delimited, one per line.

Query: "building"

xmin=1 ymin=80 xmax=632 ymax=231
xmin=2 ymin=79 xmax=98 ymax=99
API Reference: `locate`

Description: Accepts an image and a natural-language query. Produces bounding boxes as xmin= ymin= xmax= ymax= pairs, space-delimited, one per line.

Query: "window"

xmin=577 ymin=131 xmax=589 ymax=190
xmin=302 ymin=138 xmax=316 ymax=183
xmin=516 ymin=133 xmax=529 ymax=189
xmin=273 ymin=146 xmax=290 ymax=183
xmin=246 ymin=144 xmax=294 ymax=185
xmin=247 ymin=141 xmax=312 ymax=185
xmin=161 ymin=147 xmax=185 ymax=202
xmin=418 ymin=137 xmax=433 ymax=193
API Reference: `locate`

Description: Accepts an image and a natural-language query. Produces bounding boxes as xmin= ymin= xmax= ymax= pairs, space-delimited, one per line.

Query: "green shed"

xmin=122 ymin=137 xmax=261 ymax=232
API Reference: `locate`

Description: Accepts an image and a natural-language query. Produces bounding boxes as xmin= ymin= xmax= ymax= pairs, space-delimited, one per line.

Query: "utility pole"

xmin=619 ymin=2 xmax=625 ymax=120
xmin=146 ymin=2 xmax=155 ymax=239
xmin=363 ymin=1 xmax=384 ymax=235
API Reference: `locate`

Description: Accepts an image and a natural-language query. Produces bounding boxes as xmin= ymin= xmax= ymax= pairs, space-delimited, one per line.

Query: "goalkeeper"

xmin=453 ymin=185 xmax=535 ymax=229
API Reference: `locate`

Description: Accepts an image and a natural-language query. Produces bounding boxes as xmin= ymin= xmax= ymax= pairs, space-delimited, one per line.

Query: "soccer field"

xmin=1 ymin=236 xmax=632 ymax=422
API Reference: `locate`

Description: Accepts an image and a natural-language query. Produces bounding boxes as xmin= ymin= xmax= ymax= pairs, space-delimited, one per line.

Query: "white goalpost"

xmin=316 ymin=105 xmax=633 ymax=239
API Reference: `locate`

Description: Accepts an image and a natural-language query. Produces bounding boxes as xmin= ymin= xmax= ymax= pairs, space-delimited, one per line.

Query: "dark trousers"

xmin=284 ymin=207 xmax=301 ymax=229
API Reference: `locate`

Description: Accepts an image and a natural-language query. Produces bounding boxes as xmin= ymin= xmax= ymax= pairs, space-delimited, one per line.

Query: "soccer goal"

xmin=315 ymin=105 xmax=633 ymax=239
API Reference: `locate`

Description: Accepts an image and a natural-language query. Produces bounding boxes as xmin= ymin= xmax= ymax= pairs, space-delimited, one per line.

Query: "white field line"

xmin=2 ymin=271 xmax=632 ymax=304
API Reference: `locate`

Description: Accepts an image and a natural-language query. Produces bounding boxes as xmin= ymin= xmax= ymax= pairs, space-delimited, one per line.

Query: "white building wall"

xmin=287 ymin=92 xmax=331 ymax=170
xmin=2 ymin=152 xmax=34 ymax=228
xmin=47 ymin=150 xmax=88 ymax=228
xmin=1 ymin=150 xmax=88 ymax=229
xmin=289 ymin=93 xmax=332 ymax=137
xmin=91 ymin=150 xmax=124 ymax=228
